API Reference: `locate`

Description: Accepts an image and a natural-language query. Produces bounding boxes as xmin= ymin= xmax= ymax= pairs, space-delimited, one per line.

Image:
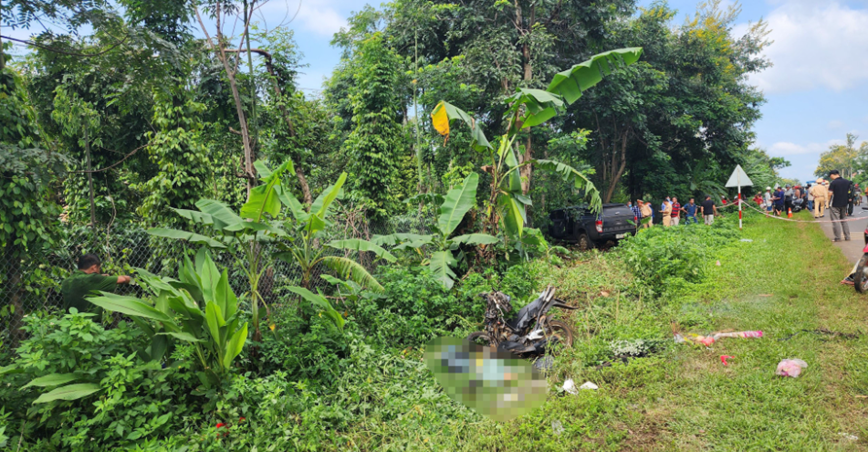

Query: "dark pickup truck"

xmin=547 ymin=204 xmax=638 ymax=250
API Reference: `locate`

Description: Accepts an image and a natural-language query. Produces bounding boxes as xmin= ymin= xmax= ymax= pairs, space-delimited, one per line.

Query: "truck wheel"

xmin=577 ymin=233 xmax=594 ymax=252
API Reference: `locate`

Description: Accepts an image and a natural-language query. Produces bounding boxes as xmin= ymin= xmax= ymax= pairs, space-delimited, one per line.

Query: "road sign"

xmin=725 ymin=165 xmax=753 ymax=230
xmin=725 ymin=164 xmax=753 ymax=188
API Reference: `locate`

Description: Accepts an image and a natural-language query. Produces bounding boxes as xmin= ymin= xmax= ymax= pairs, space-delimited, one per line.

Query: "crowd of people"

xmin=751 ymin=174 xmax=862 ymax=221
xmin=628 ymin=195 xmax=721 ymax=228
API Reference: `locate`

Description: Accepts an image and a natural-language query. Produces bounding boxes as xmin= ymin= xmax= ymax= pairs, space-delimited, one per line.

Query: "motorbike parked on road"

xmin=466 ymin=286 xmax=577 ymax=356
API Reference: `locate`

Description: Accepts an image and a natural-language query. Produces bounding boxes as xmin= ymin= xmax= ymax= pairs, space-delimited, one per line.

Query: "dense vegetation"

xmin=0 ymin=0 xmax=829 ymax=450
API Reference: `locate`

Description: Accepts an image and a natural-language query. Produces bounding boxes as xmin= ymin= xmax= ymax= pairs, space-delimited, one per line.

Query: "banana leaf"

xmin=438 ymin=173 xmax=478 ymax=237
xmin=547 ymin=48 xmax=643 ymax=104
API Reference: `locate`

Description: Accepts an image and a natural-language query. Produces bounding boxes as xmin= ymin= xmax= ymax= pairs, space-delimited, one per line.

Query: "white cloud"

xmin=748 ymin=2 xmax=868 ymax=94
xmin=257 ymin=0 xmax=347 ymax=37
xmin=769 ymin=139 xmax=844 ymax=156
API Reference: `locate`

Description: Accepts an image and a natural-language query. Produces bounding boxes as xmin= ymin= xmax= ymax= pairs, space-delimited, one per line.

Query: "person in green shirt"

xmin=61 ymin=254 xmax=131 ymax=313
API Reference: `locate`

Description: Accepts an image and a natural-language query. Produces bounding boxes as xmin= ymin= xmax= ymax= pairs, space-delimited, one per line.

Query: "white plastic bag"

xmin=775 ymin=359 xmax=808 ymax=378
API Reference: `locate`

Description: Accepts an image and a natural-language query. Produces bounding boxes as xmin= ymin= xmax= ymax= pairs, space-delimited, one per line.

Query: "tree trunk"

xmin=85 ymin=124 xmax=96 ymax=228
xmin=224 ymin=47 xmax=313 ymax=204
xmin=195 ymin=6 xmax=255 ymax=196
xmin=603 ymin=131 xmax=629 ymax=203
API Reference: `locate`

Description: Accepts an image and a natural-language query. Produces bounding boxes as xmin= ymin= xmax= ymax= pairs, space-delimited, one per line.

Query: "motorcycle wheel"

xmin=466 ymin=332 xmax=492 ymax=346
xmin=545 ymin=320 xmax=574 ymax=348
xmin=855 ymin=254 xmax=868 ymax=293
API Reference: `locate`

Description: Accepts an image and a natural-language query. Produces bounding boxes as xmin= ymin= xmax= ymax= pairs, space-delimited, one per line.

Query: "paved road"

xmin=817 ymin=197 xmax=868 ymax=264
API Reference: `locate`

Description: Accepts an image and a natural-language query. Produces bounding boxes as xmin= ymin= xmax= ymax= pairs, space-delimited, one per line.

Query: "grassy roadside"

xmin=412 ymin=214 xmax=868 ymax=451
xmin=283 ymin=213 xmax=868 ymax=452
xmin=655 ymin=213 xmax=868 ymax=451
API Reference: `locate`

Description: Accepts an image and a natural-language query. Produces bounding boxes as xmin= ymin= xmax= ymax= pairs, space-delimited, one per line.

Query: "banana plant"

xmin=273 ymin=172 xmax=397 ymax=291
xmin=147 ymin=159 xmax=295 ymax=341
xmin=373 ymin=173 xmax=498 ymax=289
xmin=86 ymin=249 xmax=247 ymax=389
xmin=430 ymin=48 xmax=643 ymax=238
xmin=147 ymin=160 xmax=391 ymax=338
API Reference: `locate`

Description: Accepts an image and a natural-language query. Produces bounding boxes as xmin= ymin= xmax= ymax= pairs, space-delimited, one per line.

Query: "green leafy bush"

xmin=352 ymin=265 xmax=473 ymax=347
xmin=2 ymin=311 xmax=194 ymax=450
xmin=615 ymin=220 xmax=738 ymax=292
xmin=257 ymin=309 xmax=351 ymax=382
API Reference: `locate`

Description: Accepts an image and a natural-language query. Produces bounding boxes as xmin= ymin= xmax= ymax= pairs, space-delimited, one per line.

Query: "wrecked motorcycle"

xmin=466 ymin=286 xmax=577 ymax=356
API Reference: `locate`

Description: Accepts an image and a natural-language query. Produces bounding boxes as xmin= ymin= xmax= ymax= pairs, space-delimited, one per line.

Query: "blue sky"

xmin=252 ymin=0 xmax=868 ymax=182
xmin=7 ymin=0 xmax=868 ymax=182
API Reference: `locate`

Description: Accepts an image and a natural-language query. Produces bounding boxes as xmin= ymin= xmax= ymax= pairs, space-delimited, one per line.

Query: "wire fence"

xmin=1 ymin=210 xmax=434 ymax=348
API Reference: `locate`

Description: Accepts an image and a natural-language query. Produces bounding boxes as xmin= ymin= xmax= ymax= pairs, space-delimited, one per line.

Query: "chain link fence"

xmin=1 ymin=210 xmax=434 ymax=348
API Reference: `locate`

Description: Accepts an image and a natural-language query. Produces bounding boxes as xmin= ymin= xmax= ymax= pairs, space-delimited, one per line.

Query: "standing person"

xmin=810 ymin=179 xmax=828 ymax=218
xmin=61 ymin=254 xmax=132 ymax=314
xmin=847 ymin=180 xmax=856 ymax=216
xmin=753 ymin=192 xmax=763 ymax=206
xmin=784 ymin=184 xmax=794 ymax=214
xmin=773 ymin=186 xmax=785 ymax=216
xmin=682 ymin=198 xmax=699 ymax=224
xmin=763 ymin=187 xmax=773 ymax=213
xmin=671 ymin=197 xmax=682 ymax=226
xmin=631 ymin=200 xmax=643 ymax=228
xmin=661 ymin=198 xmax=673 ymax=227
xmin=639 ymin=200 xmax=653 ymax=228
xmin=701 ymin=195 xmax=717 ymax=225
xmin=828 ymin=170 xmax=851 ymax=242
xmin=806 ymin=183 xmax=814 ymax=212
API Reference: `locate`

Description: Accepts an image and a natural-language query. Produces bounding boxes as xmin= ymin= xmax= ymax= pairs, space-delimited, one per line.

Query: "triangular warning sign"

xmin=725 ymin=164 xmax=753 ymax=188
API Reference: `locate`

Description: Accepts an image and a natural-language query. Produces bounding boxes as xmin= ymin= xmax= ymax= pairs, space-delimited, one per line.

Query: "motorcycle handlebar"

xmin=552 ymin=300 xmax=578 ymax=310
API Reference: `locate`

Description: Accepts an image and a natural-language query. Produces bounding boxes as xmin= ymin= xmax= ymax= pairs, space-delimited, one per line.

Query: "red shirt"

xmin=670 ymin=203 xmax=681 ymax=217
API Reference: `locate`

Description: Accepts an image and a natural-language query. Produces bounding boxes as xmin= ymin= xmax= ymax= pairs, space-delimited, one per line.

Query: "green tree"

xmin=0 ymin=68 xmax=68 ymax=336
xmin=816 ymin=133 xmax=865 ymax=179
xmin=341 ymin=33 xmax=408 ymax=218
xmin=574 ymin=2 xmax=770 ymax=201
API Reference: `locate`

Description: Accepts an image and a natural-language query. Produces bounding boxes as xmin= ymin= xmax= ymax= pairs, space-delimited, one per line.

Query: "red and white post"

xmin=738 ymin=187 xmax=743 ymax=230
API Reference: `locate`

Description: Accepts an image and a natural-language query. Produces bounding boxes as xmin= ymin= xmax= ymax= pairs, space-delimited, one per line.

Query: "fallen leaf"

xmin=600 ymin=291 xmax=611 ymax=297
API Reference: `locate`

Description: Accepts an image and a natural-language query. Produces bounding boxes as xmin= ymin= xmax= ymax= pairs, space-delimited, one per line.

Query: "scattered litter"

xmin=716 ymin=260 xmax=721 ymax=266
xmin=838 ymin=433 xmax=859 ymax=441
xmin=713 ymin=331 xmax=763 ymax=340
xmin=600 ymin=291 xmax=611 ymax=297
xmin=776 ymin=359 xmax=808 ymax=378
xmin=563 ymin=379 xmax=578 ymax=395
xmin=740 ymin=239 xmax=753 ymax=242
xmin=720 ymin=355 xmax=734 ymax=366
xmin=856 ymin=395 xmax=868 ymax=399
xmin=552 ymin=420 xmax=565 ymax=436
xmin=677 ymin=331 xmax=762 ymax=348
xmin=579 ymin=381 xmax=599 ymax=390
xmin=676 ymin=333 xmax=715 ymax=347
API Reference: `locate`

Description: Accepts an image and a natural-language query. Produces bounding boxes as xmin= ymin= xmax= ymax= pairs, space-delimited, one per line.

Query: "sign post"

xmin=725 ymin=165 xmax=754 ymax=230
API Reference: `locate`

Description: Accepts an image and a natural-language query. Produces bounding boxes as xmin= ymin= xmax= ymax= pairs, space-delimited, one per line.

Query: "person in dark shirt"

xmin=773 ymin=187 xmax=785 ymax=216
xmin=701 ymin=196 xmax=717 ymax=225
xmin=827 ymin=170 xmax=851 ymax=241
xmin=61 ymin=254 xmax=131 ymax=313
